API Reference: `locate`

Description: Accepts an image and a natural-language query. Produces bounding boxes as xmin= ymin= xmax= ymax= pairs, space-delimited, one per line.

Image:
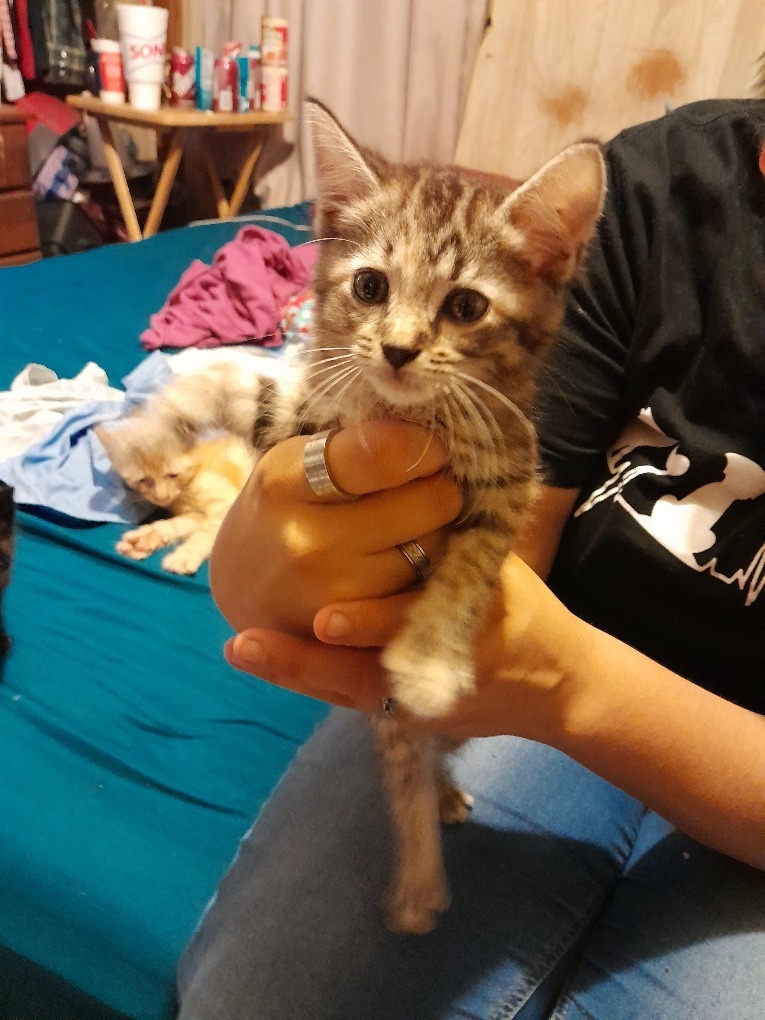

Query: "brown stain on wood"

xmin=539 ymin=85 xmax=588 ymax=128
xmin=626 ymin=48 xmax=686 ymax=100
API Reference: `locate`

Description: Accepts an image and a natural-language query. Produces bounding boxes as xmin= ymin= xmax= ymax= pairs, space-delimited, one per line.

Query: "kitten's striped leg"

xmin=382 ymin=525 xmax=512 ymax=719
xmin=371 ymin=715 xmax=450 ymax=934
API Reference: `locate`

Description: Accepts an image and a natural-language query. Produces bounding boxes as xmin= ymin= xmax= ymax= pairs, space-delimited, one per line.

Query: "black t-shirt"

xmin=536 ymin=99 xmax=765 ymax=714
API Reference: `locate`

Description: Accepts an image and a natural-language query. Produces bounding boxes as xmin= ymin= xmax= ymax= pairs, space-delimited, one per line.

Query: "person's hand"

xmin=209 ymin=421 xmax=463 ymax=637
xmin=225 ymin=553 xmax=586 ymax=743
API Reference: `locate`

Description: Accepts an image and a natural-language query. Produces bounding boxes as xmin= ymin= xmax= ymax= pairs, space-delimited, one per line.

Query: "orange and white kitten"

xmin=96 ymin=424 xmax=253 ymax=575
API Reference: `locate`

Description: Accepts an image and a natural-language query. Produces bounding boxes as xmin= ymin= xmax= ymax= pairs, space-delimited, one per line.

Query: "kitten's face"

xmin=97 ymin=425 xmax=196 ymax=507
xmin=313 ymin=170 xmax=541 ymax=411
xmin=306 ymin=99 xmax=605 ymax=419
xmin=118 ymin=448 xmax=196 ymax=507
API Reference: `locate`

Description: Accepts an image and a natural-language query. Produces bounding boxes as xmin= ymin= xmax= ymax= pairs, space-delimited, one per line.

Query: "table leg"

xmin=227 ymin=134 xmax=265 ymax=217
xmin=201 ymin=140 xmax=231 ymax=219
xmin=98 ymin=117 xmax=142 ymax=242
xmin=143 ymin=127 xmax=186 ymax=238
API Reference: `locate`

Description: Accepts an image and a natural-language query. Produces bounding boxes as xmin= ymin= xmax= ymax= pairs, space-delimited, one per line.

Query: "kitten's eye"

xmin=138 ymin=477 xmax=153 ymax=488
xmin=441 ymin=288 xmax=489 ymax=324
xmin=353 ymin=269 xmax=389 ymax=305
xmin=165 ymin=472 xmax=179 ymax=480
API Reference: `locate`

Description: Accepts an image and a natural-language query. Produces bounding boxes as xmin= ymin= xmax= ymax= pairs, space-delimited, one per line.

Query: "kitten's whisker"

xmin=299 ymin=365 xmax=358 ymax=429
xmin=445 ymin=384 xmax=494 ymax=480
xmin=305 ymin=353 xmax=355 ymax=368
xmin=454 ymin=370 xmax=535 ymax=443
xmin=439 ymin=394 xmax=480 ymax=520
xmin=303 ymin=355 xmax=356 ymax=379
xmin=353 ymin=419 xmax=374 ymax=455
xmin=449 ymin=379 xmax=505 ymax=479
xmin=406 ymin=407 xmax=437 ymax=473
xmin=302 ymin=236 xmax=363 ymax=249
xmin=308 ymin=345 xmax=355 ymax=353
xmin=329 ymin=368 xmax=363 ymax=422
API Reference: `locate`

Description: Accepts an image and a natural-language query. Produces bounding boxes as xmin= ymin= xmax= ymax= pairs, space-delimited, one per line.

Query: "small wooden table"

xmin=66 ymin=94 xmax=293 ymax=241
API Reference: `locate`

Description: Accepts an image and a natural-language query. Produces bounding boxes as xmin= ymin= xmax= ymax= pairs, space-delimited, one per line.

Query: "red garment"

xmin=140 ymin=227 xmax=317 ymax=351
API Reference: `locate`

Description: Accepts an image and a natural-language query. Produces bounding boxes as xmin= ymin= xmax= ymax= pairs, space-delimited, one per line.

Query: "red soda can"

xmin=169 ymin=48 xmax=196 ymax=108
xmin=212 ymin=54 xmax=239 ymax=113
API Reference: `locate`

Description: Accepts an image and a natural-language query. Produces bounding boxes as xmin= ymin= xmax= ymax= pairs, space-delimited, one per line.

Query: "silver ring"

xmin=303 ymin=429 xmax=357 ymax=502
xmin=397 ymin=540 xmax=431 ymax=583
xmin=382 ymin=697 xmax=397 ymax=715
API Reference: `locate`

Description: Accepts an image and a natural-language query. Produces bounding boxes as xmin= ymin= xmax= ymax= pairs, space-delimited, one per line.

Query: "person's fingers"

xmin=323 ymin=423 xmax=449 ymax=497
xmin=262 ymin=422 xmax=451 ymax=503
xmin=313 ymin=592 xmax=416 ymax=647
xmin=224 ymin=629 xmax=389 ymax=714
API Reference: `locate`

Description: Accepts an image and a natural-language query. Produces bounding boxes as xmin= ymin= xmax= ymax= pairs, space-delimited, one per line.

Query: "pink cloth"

xmin=140 ymin=226 xmax=318 ymax=351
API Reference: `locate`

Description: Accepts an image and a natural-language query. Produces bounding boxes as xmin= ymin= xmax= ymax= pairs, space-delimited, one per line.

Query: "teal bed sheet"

xmin=0 ymin=209 xmax=330 ymax=1020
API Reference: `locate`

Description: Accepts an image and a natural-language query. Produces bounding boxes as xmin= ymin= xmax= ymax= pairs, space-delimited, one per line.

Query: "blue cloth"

xmin=0 ymin=352 xmax=172 ymax=524
xmin=177 ymin=711 xmax=765 ymax=1020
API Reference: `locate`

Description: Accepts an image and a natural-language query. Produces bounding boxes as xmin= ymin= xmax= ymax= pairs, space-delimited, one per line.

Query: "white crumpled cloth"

xmin=0 ymin=362 xmax=125 ymax=460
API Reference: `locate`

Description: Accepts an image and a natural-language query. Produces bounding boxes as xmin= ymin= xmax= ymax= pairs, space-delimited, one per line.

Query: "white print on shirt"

xmin=575 ymin=408 xmax=765 ymax=605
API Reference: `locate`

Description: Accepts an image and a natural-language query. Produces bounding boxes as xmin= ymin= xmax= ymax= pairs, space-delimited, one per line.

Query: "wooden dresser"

xmin=0 ymin=106 xmax=41 ymax=267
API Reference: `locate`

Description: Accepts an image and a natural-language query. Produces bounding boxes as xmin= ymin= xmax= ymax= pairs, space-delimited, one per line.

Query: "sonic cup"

xmin=117 ymin=3 xmax=169 ymax=111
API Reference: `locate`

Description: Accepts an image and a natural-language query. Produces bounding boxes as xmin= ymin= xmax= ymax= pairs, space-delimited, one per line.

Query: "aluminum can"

xmin=261 ymin=17 xmax=288 ymax=66
xmin=248 ymin=46 xmax=262 ymax=110
xmin=212 ymin=55 xmax=239 ymax=113
xmin=169 ymin=48 xmax=195 ymax=108
xmin=261 ymin=64 xmax=288 ymax=112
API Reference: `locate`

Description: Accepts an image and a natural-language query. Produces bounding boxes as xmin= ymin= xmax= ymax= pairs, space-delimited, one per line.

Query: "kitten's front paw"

xmin=382 ymin=643 xmax=474 ymax=719
xmin=116 ymin=526 xmax=166 ymax=559
xmin=161 ymin=547 xmax=203 ymax=575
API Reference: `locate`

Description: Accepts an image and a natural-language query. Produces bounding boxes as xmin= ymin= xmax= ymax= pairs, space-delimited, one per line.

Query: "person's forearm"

xmin=550 ymin=619 xmax=765 ymax=869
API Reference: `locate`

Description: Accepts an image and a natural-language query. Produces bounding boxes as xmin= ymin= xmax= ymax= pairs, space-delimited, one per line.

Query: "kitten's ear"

xmin=94 ymin=424 xmax=119 ymax=463
xmin=305 ymin=97 xmax=379 ymax=225
xmin=501 ymin=142 xmax=606 ymax=284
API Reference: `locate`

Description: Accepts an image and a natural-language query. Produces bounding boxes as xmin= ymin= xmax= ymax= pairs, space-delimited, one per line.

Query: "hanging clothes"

xmin=0 ymin=0 xmax=25 ymax=99
xmin=27 ymin=0 xmax=48 ymax=78
xmin=42 ymin=0 xmax=87 ymax=87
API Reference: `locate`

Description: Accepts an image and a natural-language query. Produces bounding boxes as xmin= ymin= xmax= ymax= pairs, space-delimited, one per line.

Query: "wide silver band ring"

xmin=303 ymin=429 xmax=357 ymax=502
xmin=397 ymin=540 xmax=431 ymax=584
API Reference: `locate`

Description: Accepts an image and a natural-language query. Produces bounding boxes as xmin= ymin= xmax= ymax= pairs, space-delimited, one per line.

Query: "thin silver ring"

xmin=303 ymin=429 xmax=357 ymax=502
xmin=397 ymin=540 xmax=431 ymax=583
xmin=381 ymin=697 xmax=397 ymax=715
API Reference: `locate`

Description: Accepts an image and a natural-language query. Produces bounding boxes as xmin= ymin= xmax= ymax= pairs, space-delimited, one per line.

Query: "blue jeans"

xmin=177 ymin=709 xmax=765 ymax=1019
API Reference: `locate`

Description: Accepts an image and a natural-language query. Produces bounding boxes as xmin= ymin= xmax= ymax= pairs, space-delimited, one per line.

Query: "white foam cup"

xmin=117 ymin=3 xmax=169 ymax=111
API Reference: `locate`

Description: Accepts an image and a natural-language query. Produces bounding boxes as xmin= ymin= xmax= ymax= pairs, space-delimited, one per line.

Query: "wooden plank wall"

xmin=456 ymin=0 xmax=765 ymax=177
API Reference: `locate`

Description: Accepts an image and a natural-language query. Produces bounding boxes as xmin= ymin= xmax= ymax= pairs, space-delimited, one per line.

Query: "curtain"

xmin=182 ymin=0 xmax=488 ymax=208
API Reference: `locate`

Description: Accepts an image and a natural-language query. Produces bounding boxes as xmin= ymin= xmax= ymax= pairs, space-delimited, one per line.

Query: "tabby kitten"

xmin=0 ymin=482 xmax=15 ymax=661
xmin=96 ymin=426 xmax=253 ymax=575
xmin=131 ymin=98 xmax=605 ymax=931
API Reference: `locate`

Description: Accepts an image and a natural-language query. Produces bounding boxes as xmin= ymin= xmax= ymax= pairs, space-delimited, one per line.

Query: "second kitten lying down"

xmin=96 ymin=424 xmax=253 ymax=575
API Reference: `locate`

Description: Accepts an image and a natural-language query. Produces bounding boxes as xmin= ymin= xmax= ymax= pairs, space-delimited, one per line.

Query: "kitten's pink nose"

xmin=382 ymin=344 xmax=419 ymax=370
